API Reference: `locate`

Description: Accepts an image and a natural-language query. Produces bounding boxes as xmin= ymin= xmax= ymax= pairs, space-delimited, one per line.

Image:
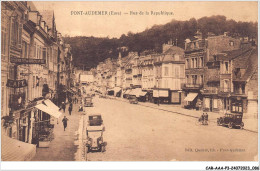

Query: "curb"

xmin=110 ymin=97 xmax=258 ymax=133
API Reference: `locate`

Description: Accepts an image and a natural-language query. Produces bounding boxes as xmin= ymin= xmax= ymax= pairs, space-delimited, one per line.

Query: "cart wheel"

xmin=228 ymin=122 xmax=233 ymax=129
xmin=240 ymin=122 xmax=244 ymax=129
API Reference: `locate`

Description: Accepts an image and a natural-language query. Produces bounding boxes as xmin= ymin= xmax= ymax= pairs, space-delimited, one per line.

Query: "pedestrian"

xmin=201 ymin=113 xmax=205 ymax=125
xmin=62 ymin=116 xmax=68 ymax=131
xmin=62 ymin=102 xmax=66 ymax=113
xmin=204 ymin=113 xmax=208 ymax=125
xmin=69 ymin=103 xmax=73 ymax=115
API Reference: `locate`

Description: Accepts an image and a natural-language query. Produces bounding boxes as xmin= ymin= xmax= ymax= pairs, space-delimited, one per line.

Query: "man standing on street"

xmin=62 ymin=102 xmax=66 ymax=113
xmin=69 ymin=102 xmax=73 ymax=115
xmin=62 ymin=116 xmax=69 ymax=131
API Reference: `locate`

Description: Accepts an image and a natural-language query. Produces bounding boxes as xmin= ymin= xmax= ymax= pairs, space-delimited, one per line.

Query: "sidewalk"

xmin=112 ymin=96 xmax=258 ymax=133
xmin=31 ymin=103 xmax=81 ymax=161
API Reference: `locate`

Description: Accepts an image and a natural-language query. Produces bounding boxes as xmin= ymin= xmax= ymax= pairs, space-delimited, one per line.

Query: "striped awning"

xmin=35 ymin=100 xmax=62 ymax=118
xmin=184 ymin=93 xmax=198 ymax=102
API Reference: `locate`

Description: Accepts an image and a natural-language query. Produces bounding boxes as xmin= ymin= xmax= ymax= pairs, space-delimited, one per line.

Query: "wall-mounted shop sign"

xmin=10 ymin=57 xmax=46 ymax=64
xmin=6 ymin=79 xmax=28 ymax=88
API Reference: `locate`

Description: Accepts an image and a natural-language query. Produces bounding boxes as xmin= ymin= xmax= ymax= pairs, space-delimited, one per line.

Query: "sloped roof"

xmin=163 ymin=46 xmax=184 ymax=55
xmin=233 ymin=47 xmax=257 ymax=82
xmin=27 ymin=1 xmax=38 ymax=11
xmin=162 ymin=46 xmax=184 ymax=62
xmin=239 ymin=48 xmax=257 ymax=82
xmin=39 ymin=10 xmax=54 ymax=29
xmin=218 ymin=47 xmax=252 ymax=61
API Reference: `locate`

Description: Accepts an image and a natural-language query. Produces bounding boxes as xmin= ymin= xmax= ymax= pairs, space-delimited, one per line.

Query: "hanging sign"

xmin=6 ymin=79 xmax=28 ymax=88
xmin=10 ymin=57 xmax=46 ymax=64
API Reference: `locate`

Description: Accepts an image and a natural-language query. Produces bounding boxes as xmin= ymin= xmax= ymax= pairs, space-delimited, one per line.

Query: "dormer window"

xmin=229 ymin=41 xmax=234 ymax=46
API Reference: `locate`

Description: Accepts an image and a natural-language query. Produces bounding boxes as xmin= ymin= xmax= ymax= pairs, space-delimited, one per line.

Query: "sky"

xmin=33 ymin=1 xmax=258 ymax=38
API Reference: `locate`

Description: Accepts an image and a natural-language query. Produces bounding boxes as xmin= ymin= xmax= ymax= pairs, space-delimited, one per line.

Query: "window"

xmin=200 ymin=57 xmax=204 ymax=68
xmin=194 ymin=58 xmax=198 ymax=68
xmin=192 ymin=75 xmax=197 ymax=85
xmin=180 ymin=65 xmax=185 ymax=78
xmin=223 ymin=80 xmax=230 ymax=92
xmin=186 ymin=75 xmax=189 ymax=84
xmin=224 ymin=62 xmax=229 ymax=73
xmin=42 ymin=47 xmax=47 ymax=63
xmin=164 ymin=80 xmax=168 ymax=88
xmin=175 ymin=66 xmax=179 ymax=78
xmin=191 ymin=58 xmax=194 ymax=68
xmin=200 ymin=75 xmax=203 ymax=85
xmin=1 ymin=12 xmax=8 ymax=59
xmin=185 ymin=59 xmax=189 ymax=69
xmin=22 ymin=41 xmax=28 ymax=58
xmin=164 ymin=67 xmax=169 ymax=76
xmin=229 ymin=41 xmax=234 ymax=46
xmin=33 ymin=76 xmax=35 ymax=88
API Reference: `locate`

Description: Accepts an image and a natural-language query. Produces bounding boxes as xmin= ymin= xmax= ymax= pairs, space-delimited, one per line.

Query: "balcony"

xmin=219 ymin=88 xmax=231 ymax=93
xmin=201 ymin=88 xmax=218 ymax=94
xmin=231 ymin=89 xmax=246 ymax=97
xmin=182 ymin=83 xmax=203 ymax=90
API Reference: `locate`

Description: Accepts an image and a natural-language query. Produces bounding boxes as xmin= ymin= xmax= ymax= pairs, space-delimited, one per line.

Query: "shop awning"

xmin=35 ymin=103 xmax=62 ymax=119
xmin=1 ymin=135 xmax=36 ymax=161
xmin=139 ymin=91 xmax=147 ymax=96
xmin=129 ymin=88 xmax=143 ymax=97
xmin=113 ymin=87 xmax=121 ymax=94
xmin=124 ymin=89 xmax=131 ymax=95
xmin=184 ymin=93 xmax=198 ymax=102
xmin=43 ymin=99 xmax=60 ymax=111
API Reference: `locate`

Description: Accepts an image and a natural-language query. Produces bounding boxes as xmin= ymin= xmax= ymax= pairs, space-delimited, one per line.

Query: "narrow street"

xmin=31 ymin=105 xmax=81 ymax=161
xmin=84 ymin=96 xmax=258 ymax=161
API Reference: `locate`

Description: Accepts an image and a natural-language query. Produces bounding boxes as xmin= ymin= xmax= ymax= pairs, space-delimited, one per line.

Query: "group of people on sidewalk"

xmin=59 ymin=95 xmax=80 ymax=131
xmin=200 ymin=113 xmax=209 ymax=125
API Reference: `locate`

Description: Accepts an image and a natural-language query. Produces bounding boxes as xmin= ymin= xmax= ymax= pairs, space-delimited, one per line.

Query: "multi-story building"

xmin=213 ymin=45 xmax=258 ymax=117
xmin=140 ymin=50 xmax=156 ymax=90
xmin=1 ymin=2 xmax=73 ymax=161
xmin=183 ymin=32 xmax=241 ymax=110
xmin=132 ymin=54 xmax=142 ymax=87
xmin=201 ymin=34 xmax=241 ymax=112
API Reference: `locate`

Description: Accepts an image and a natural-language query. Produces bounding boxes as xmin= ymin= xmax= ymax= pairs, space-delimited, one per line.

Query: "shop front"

xmin=230 ymin=96 xmax=247 ymax=114
xmin=152 ymin=88 xmax=170 ymax=104
xmin=203 ymin=95 xmax=220 ymax=112
xmin=170 ymin=91 xmax=182 ymax=104
xmin=33 ymin=99 xmax=62 ymax=147
xmin=183 ymin=92 xmax=199 ymax=109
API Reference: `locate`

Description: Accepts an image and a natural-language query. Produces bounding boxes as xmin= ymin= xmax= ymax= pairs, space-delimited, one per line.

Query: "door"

xmin=210 ymin=98 xmax=213 ymax=111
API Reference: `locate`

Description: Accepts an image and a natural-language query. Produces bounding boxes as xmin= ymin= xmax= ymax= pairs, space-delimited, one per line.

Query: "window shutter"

xmin=18 ymin=23 xmax=23 ymax=48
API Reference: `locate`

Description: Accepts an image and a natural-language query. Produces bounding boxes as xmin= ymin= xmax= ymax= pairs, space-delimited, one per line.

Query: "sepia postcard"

xmin=1 ymin=0 xmax=259 ymax=170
